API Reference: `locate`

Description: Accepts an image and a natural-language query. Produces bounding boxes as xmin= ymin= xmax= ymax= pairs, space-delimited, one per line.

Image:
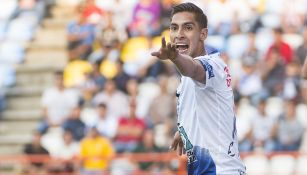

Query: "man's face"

xmin=55 ymin=75 xmax=64 ymax=88
xmin=170 ymin=12 xmax=207 ymax=57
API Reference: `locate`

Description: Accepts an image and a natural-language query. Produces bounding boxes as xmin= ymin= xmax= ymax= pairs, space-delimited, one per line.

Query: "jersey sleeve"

xmin=194 ymin=54 xmax=227 ymax=90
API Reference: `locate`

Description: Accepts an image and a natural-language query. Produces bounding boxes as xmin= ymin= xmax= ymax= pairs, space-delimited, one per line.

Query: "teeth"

xmin=176 ymin=44 xmax=188 ymax=49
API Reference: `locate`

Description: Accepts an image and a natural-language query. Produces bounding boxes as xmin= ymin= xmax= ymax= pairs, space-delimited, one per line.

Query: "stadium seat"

xmin=0 ymin=0 xmax=18 ymax=20
xmin=270 ymin=154 xmax=296 ymax=175
xmin=137 ymin=81 xmax=160 ymax=118
xmin=295 ymin=155 xmax=307 ymax=175
xmin=0 ymin=21 xmax=7 ymax=41
xmin=152 ymin=29 xmax=170 ymax=49
xmin=99 ymin=59 xmax=117 ymax=79
xmin=0 ymin=41 xmax=25 ymax=64
xmin=255 ymin=28 xmax=274 ymax=56
xmin=260 ymin=13 xmax=281 ymax=29
xmin=296 ymin=104 xmax=307 ymax=128
xmin=55 ymin=0 xmax=83 ymax=6
xmin=265 ymin=96 xmax=283 ymax=119
xmin=206 ymin=35 xmax=225 ymax=52
xmin=63 ymin=59 xmax=92 ymax=87
xmin=237 ymin=98 xmax=258 ymax=120
xmin=121 ymin=37 xmax=149 ymax=63
xmin=283 ymin=33 xmax=304 ymax=50
xmin=244 ymin=154 xmax=269 ymax=175
xmin=0 ymin=64 xmax=16 ymax=87
xmin=226 ymin=34 xmax=248 ymax=60
xmin=299 ymin=132 xmax=307 ymax=152
xmin=110 ymin=158 xmax=136 ymax=175
xmin=41 ymin=127 xmax=63 ymax=153
xmin=80 ymin=107 xmax=98 ymax=127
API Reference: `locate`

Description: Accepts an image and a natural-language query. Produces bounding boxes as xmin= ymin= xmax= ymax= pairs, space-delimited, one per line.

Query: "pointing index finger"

xmin=162 ymin=37 xmax=166 ymax=49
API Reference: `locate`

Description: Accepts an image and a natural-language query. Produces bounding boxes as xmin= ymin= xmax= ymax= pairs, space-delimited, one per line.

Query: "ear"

xmin=200 ymin=28 xmax=208 ymax=41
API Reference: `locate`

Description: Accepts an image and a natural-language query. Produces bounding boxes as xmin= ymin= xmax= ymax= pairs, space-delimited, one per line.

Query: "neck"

xmin=195 ymin=43 xmax=206 ymax=57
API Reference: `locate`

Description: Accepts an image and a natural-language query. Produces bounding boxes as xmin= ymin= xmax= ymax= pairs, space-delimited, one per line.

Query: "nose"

xmin=175 ymin=27 xmax=185 ymax=39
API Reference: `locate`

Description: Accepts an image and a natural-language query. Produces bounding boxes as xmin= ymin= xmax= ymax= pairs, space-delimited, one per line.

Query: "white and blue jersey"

xmin=176 ymin=49 xmax=246 ymax=175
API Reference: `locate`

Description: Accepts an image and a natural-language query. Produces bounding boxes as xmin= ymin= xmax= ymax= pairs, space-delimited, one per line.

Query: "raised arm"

xmin=151 ymin=37 xmax=206 ymax=83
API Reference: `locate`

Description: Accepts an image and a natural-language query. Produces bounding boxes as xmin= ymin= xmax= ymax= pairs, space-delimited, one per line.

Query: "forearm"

xmin=171 ymin=54 xmax=201 ymax=79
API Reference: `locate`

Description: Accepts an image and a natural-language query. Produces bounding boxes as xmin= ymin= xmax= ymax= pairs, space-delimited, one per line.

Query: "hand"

xmin=170 ymin=131 xmax=184 ymax=156
xmin=151 ymin=37 xmax=178 ymax=61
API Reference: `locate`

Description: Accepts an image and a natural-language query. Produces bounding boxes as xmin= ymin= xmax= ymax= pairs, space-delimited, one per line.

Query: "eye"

xmin=185 ymin=26 xmax=193 ymax=31
xmin=170 ymin=26 xmax=178 ymax=31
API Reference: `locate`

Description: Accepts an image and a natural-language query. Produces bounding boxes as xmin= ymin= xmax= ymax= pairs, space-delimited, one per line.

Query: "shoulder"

xmin=194 ymin=53 xmax=225 ymax=76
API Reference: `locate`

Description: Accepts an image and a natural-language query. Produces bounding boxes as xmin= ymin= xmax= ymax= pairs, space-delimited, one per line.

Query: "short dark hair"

xmin=273 ymin=27 xmax=283 ymax=34
xmin=171 ymin=2 xmax=208 ymax=29
xmin=98 ymin=103 xmax=107 ymax=109
xmin=54 ymin=70 xmax=64 ymax=76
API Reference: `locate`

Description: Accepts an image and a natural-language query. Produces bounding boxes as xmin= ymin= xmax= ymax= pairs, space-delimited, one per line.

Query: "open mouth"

xmin=176 ymin=43 xmax=189 ymax=53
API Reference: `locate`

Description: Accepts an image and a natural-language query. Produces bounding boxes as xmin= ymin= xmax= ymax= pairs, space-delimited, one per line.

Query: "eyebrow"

xmin=170 ymin=22 xmax=195 ymax=26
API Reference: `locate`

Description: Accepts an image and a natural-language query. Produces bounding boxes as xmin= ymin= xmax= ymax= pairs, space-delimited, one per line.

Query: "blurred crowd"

xmin=1 ymin=0 xmax=307 ymax=174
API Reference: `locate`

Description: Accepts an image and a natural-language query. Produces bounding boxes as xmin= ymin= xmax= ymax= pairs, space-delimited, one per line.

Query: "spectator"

xmin=80 ymin=70 xmax=99 ymax=102
xmin=126 ymin=78 xmax=160 ymax=119
xmin=128 ymin=0 xmax=161 ymax=37
xmin=261 ymin=47 xmax=285 ymax=97
xmin=95 ymin=103 xmax=118 ymax=140
xmin=23 ymin=131 xmax=49 ymax=174
xmin=11 ymin=0 xmax=46 ymax=22
xmin=92 ymin=78 xmax=129 ymax=119
xmin=114 ymin=60 xmax=131 ymax=93
xmin=265 ymin=27 xmax=293 ymax=64
xmin=81 ymin=0 xmax=105 ymax=25
xmin=235 ymin=98 xmax=253 ymax=152
xmin=62 ymin=103 xmax=86 ymax=141
xmin=301 ymin=80 xmax=307 ymax=103
xmin=282 ymin=61 xmax=301 ymax=100
xmin=295 ymin=26 xmax=307 ymax=65
xmin=126 ymin=78 xmax=139 ymax=99
xmin=251 ymin=98 xmax=276 ymax=152
xmin=160 ymin=0 xmax=177 ymax=31
xmin=114 ymin=98 xmax=146 ymax=153
xmin=91 ymin=61 xmax=106 ymax=90
xmin=80 ymin=61 xmax=108 ymax=101
xmin=273 ymin=99 xmax=304 ymax=151
xmin=243 ymin=32 xmax=260 ymax=63
xmin=88 ymin=38 xmax=120 ymax=67
xmin=147 ymin=75 xmax=176 ymax=127
xmin=39 ymin=71 xmax=80 ymax=134
xmin=96 ymin=11 xmax=127 ymax=48
xmin=67 ymin=5 xmax=95 ymax=60
xmin=236 ymin=55 xmax=262 ymax=104
xmin=133 ymin=129 xmax=163 ymax=171
xmin=79 ymin=127 xmax=114 ymax=175
xmin=48 ymin=130 xmax=79 ymax=173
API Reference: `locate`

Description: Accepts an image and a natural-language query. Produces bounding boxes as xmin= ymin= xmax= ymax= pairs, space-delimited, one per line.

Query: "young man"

xmin=151 ymin=3 xmax=246 ymax=175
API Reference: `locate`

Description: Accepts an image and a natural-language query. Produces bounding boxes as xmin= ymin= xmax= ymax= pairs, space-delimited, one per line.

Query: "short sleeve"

xmin=41 ymin=89 xmax=51 ymax=108
xmin=194 ymin=54 xmax=226 ymax=89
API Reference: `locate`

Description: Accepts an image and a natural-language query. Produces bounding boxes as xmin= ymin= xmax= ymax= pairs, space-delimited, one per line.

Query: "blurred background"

xmin=0 ymin=0 xmax=306 ymax=174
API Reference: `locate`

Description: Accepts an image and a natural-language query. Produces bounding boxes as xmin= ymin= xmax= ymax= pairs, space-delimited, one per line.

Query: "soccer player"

xmin=151 ymin=2 xmax=246 ymax=175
